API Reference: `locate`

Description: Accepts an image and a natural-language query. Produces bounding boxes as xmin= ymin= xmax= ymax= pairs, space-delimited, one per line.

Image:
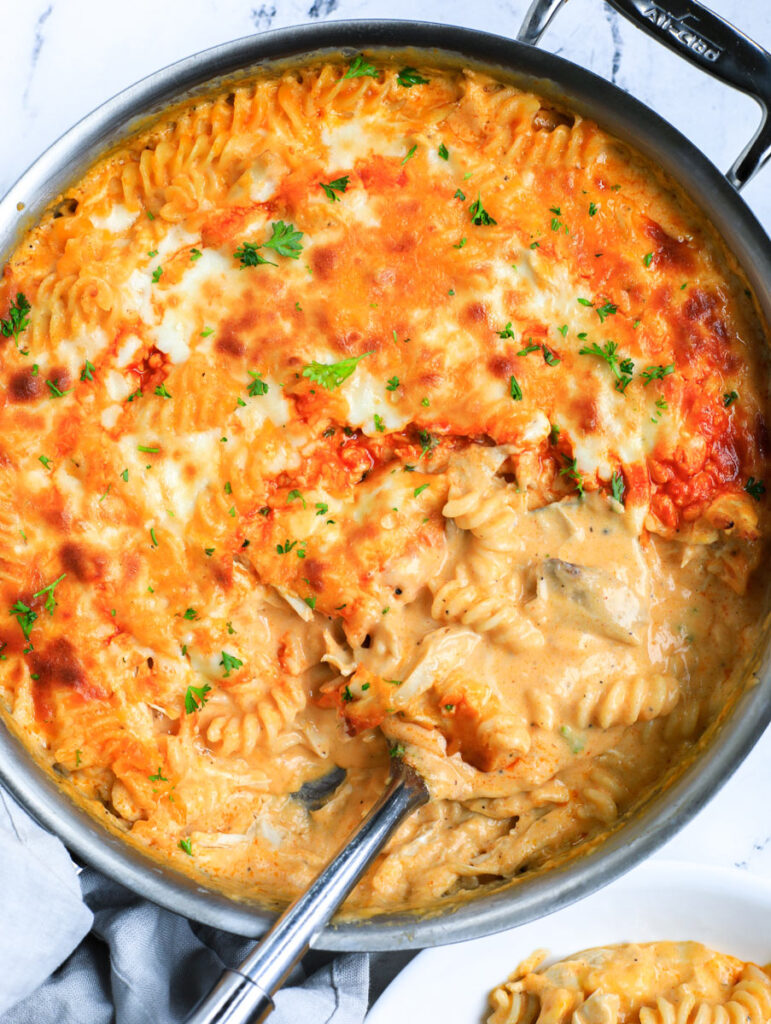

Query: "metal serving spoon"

xmin=185 ymin=759 xmax=429 ymax=1024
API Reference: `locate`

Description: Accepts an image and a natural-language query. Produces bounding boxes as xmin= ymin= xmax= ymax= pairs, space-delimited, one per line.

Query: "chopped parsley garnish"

xmin=453 ymin=237 xmax=466 ymax=249
xmin=418 ymin=429 xmax=438 ymax=459
xmin=219 ymin=651 xmax=244 ymax=677
xmin=149 ymin=767 xmax=168 ymax=782
xmin=401 ymin=144 xmax=417 ymax=165
xmin=190 ymin=248 xmax=202 ymax=261
xmin=438 ymin=143 xmax=449 ymax=160
xmin=224 ymin=481 xmax=232 ymax=495
xmin=389 ymin=742 xmax=406 ymax=758
xmin=148 ymin=250 xmax=158 ymax=258
xmin=343 ymin=54 xmax=378 ymax=79
xmin=396 ymin=66 xmax=429 ymax=87
xmin=183 ymin=608 xmax=197 ymax=620
xmin=542 ymin=346 xmax=560 ymax=367
xmin=315 ymin=502 xmax=328 ymax=516
xmin=579 ymin=340 xmax=634 ymax=393
xmin=549 ymin=423 xmax=560 ymax=445
xmin=517 ymin=341 xmax=541 ymax=356
xmin=149 ymin=528 xmax=158 ymax=547
xmin=413 ymin=484 xmax=429 ymax=497
xmin=595 ymin=300 xmax=618 ymax=323
xmin=386 ymin=376 xmax=399 ymax=391
xmin=120 ymin=468 xmax=128 ymax=482
xmin=247 ymin=370 xmax=269 ymax=396
xmin=374 ymin=413 xmax=386 ymax=433
xmin=643 ymin=252 xmax=654 ymax=267
xmin=469 ymin=194 xmax=496 ymax=226
xmin=611 ymin=470 xmax=625 ymax=504
xmin=304 ymin=596 xmax=317 ymax=610
xmin=498 ymin=322 xmax=515 ymax=339
xmin=10 ymin=600 xmax=37 ymax=640
xmin=200 ymin=327 xmax=214 ymax=337
xmin=178 ymin=838 xmax=193 ymax=856
xmin=151 ymin=266 xmax=163 ymax=284
xmin=46 ymin=379 xmax=72 ymax=398
xmin=342 ymin=685 xmax=353 ymax=702
xmin=276 ymin=539 xmax=306 ymax=557
xmin=509 ymin=375 xmax=522 ymax=401
xmin=557 ymin=324 xmax=568 ymax=337
xmin=641 ymin=363 xmax=675 ymax=386
xmin=80 ymin=360 xmax=96 ymax=382
xmin=39 ymin=455 xmax=52 ymax=469
xmin=651 ymin=396 xmax=668 ymax=424
xmin=287 ymin=489 xmax=306 ymax=508
xmin=302 ymin=351 xmax=372 ymax=390
xmin=262 ymin=221 xmax=304 ymax=260
xmin=577 ymin=297 xmax=593 ymax=308
xmin=746 ymin=477 xmax=766 ymax=501
xmin=127 ymin=388 xmax=143 ymax=403
xmin=319 ymin=175 xmax=350 ymax=202
xmin=33 ymin=573 xmax=67 ymax=615
xmin=560 ymin=724 xmax=585 ymax=754
xmin=453 ymin=189 xmax=466 ymax=201
xmin=724 ymin=390 xmax=739 ymax=407
xmin=559 ymin=455 xmax=585 ymax=496
xmin=234 ymin=242 xmax=276 ymax=269
xmin=1 ymin=293 xmax=31 ymax=346
xmin=588 ymin=202 xmax=598 ymax=216
xmin=137 ymin=445 xmax=159 ymax=453
xmin=154 ymin=383 xmax=172 ymax=398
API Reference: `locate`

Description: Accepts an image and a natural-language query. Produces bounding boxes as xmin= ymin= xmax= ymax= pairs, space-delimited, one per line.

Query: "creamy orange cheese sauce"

xmin=0 ymin=57 xmax=769 ymax=913
xmin=487 ymin=942 xmax=771 ymax=1023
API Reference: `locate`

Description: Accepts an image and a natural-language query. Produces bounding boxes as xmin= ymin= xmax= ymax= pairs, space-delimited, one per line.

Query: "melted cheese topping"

xmin=0 ymin=58 xmax=769 ymax=915
xmin=487 ymin=943 xmax=771 ymax=1023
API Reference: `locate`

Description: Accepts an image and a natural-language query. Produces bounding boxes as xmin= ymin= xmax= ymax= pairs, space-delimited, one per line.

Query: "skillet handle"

xmin=517 ymin=0 xmax=771 ymax=190
xmin=185 ymin=763 xmax=428 ymax=1024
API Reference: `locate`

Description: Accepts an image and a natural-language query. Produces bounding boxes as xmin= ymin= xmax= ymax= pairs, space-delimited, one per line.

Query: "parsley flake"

xmin=302 ymin=351 xmax=372 ymax=390
xmin=219 ymin=651 xmax=244 ymax=677
xmin=262 ymin=221 xmax=304 ymax=260
xmin=611 ymin=470 xmax=625 ymax=504
xmin=579 ymin=341 xmax=634 ymax=393
xmin=641 ymin=364 xmax=675 ymax=386
xmin=247 ymin=370 xmax=269 ymax=397
xmin=1 ymin=293 xmax=31 ymax=345
xmin=320 ymin=176 xmax=350 ymax=202
xmin=343 ymin=55 xmax=378 ymax=79
xmin=154 ymin=383 xmax=172 ymax=398
xmin=401 ymin=144 xmax=417 ymax=165
xmin=746 ymin=477 xmax=766 ymax=501
xmin=80 ymin=360 xmax=96 ymax=382
xmin=438 ymin=143 xmax=449 ymax=160
xmin=510 ymin=375 xmax=522 ymax=401
xmin=386 ymin=376 xmax=399 ymax=391
xmin=396 ymin=67 xmax=429 ymax=87
xmin=724 ymin=391 xmax=739 ymax=407
xmin=469 ymin=194 xmax=496 ymax=226
xmin=151 ymin=266 xmax=163 ymax=284
xmin=287 ymin=489 xmax=306 ymax=508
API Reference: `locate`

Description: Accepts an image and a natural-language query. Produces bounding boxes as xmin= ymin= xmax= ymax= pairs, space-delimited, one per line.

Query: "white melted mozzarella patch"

xmin=90 ymin=204 xmax=137 ymax=234
xmin=321 ymin=117 xmax=405 ymax=171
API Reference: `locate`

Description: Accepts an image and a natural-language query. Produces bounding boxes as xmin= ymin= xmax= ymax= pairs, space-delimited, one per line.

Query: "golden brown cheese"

xmin=0 ymin=57 xmax=769 ymax=913
xmin=487 ymin=942 xmax=771 ymax=1023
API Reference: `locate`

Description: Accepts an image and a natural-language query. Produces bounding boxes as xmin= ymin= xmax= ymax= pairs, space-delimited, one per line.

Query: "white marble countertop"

xmin=3 ymin=0 xmax=771 ymax=904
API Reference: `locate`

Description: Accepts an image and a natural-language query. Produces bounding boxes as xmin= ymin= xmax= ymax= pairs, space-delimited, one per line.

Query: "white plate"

xmin=366 ymin=861 xmax=771 ymax=1024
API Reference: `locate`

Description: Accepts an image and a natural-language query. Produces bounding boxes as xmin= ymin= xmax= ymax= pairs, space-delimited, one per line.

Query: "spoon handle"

xmin=186 ymin=763 xmax=428 ymax=1024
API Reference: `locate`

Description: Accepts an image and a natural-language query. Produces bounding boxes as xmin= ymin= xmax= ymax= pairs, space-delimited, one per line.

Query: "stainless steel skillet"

xmin=0 ymin=0 xmax=770 ymax=954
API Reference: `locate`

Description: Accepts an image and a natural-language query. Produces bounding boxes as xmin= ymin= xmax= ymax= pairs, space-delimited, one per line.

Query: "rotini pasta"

xmin=487 ymin=943 xmax=771 ymax=1024
xmin=0 ymin=54 xmax=768 ymax=914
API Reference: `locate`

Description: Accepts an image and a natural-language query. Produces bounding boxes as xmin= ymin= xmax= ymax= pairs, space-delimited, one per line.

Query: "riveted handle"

xmin=517 ymin=0 xmax=771 ymax=189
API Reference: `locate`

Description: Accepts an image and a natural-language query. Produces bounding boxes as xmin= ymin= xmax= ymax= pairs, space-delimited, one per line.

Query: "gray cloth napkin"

xmin=0 ymin=786 xmax=410 ymax=1024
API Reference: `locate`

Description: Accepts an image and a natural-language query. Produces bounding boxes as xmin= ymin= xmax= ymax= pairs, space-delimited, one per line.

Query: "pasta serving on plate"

xmin=487 ymin=942 xmax=771 ymax=1023
xmin=0 ymin=54 xmax=768 ymax=912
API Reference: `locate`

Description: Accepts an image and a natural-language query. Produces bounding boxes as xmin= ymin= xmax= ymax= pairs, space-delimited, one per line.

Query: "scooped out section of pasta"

xmin=486 ymin=942 xmax=771 ymax=1023
xmin=0 ymin=56 xmax=768 ymax=912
